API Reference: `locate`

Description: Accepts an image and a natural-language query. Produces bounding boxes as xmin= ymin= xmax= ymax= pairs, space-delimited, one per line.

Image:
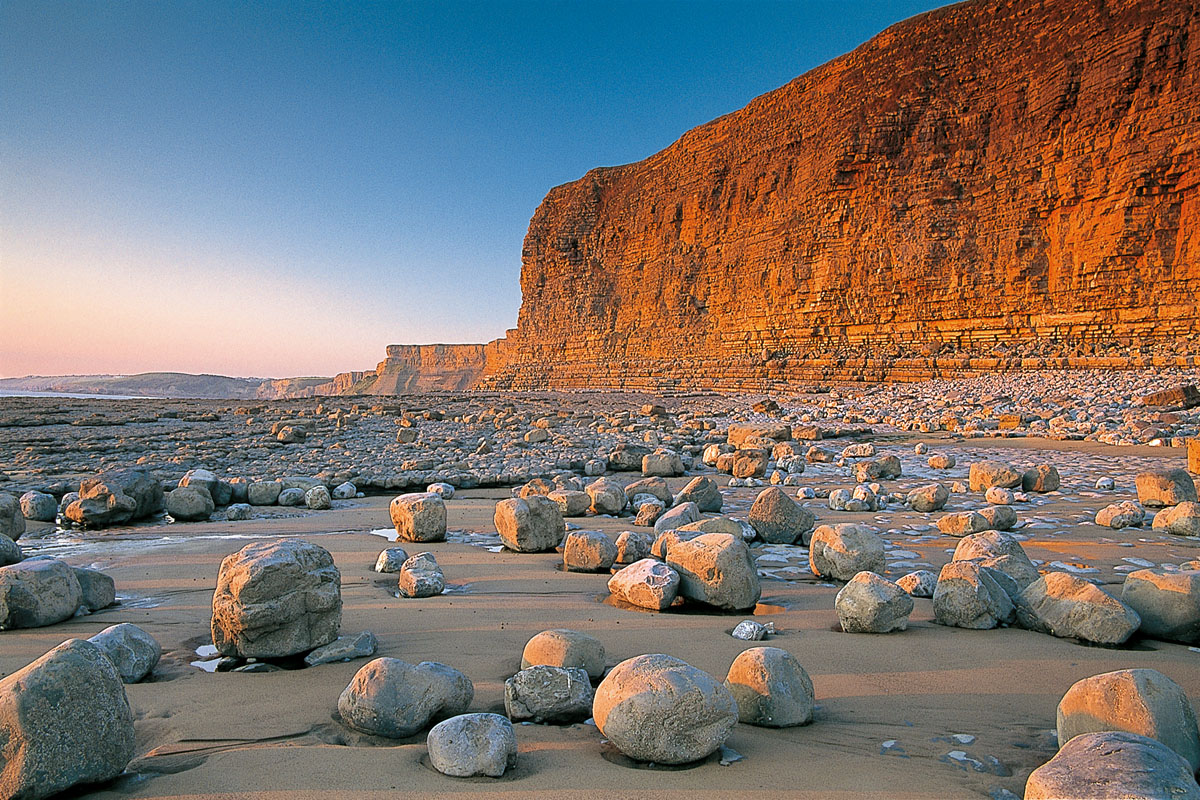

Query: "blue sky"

xmin=1 ymin=0 xmax=948 ymax=378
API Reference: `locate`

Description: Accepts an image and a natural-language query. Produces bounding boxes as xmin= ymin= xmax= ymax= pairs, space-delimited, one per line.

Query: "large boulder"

xmin=389 ymin=492 xmax=447 ymax=542
xmin=724 ymin=646 xmax=813 ymax=727
xmin=1057 ymin=669 xmax=1200 ymax=772
xmin=969 ymin=461 xmax=1022 ymax=491
xmin=1122 ymin=569 xmax=1200 ymax=644
xmin=835 ymin=571 xmax=914 ymax=633
xmin=19 ymin=491 xmax=57 ymax=523
xmin=562 ymin=530 xmax=617 ymax=572
xmin=165 ymin=485 xmax=215 ymax=522
xmin=808 ymin=523 xmax=885 ymax=582
xmin=64 ymin=468 xmax=163 ymax=528
xmin=748 ymin=487 xmax=815 ymax=545
xmin=593 ymin=654 xmax=737 ymax=764
xmin=652 ymin=501 xmax=700 ymax=535
xmin=673 ymin=476 xmax=723 ymax=512
xmin=1022 ymin=465 xmax=1061 ymax=493
xmin=547 ymin=489 xmax=591 ymax=517
xmin=1016 ymin=572 xmax=1141 ymax=645
xmin=504 ymin=665 xmax=593 ymax=724
xmin=87 ymin=623 xmax=161 ymax=683
xmin=1026 ymin=731 xmax=1200 ymax=800
xmin=0 ymin=494 xmax=26 ymax=540
xmin=907 ymin=484 xmax=949 ymax=513
xmin=427 ymin=713 xmax=518 ymax=778
xmin=494 ymin=496 xmax=565 ymax=553
xmin=1136 ymin=469 xmax=1198 ymax=507
xmin=72 ymin=566 xmax=116 ymax=611
xmin=608 ymin=559 xmax=681 ymax=611
xmin=0 ymin=639 xmax=135 ymax=800
xmin=338 ymin=658 xmax=473 ymax=738
xmin=521 ymin=629 xmax=605 ymax=679
xmin=1152 ymin=501 xmax=1200 ymax=536
xmin=0 ymin=535 xmax=20 ymax=567
xmin=211 ymin=538 xmax=342 ymax=658
xmin=624 ymin=477 xmax=672 ymax=506
xmin=932 ymin=560 xmax=1014 ymax=629
xmin=0 ymin=559 xmax=83 ymax=629
xmin=952 ymin=530 xmax=1039 ymax=589
xmin=642 ymin=451 xmax=684 ymax=477
xmin=664 ymin=532 xmax=760 ymax=610
xmin=586 ymin=478 xmax=628 ymax=515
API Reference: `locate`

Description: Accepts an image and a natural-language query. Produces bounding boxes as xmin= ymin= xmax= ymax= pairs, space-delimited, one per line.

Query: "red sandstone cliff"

xmin=475 ymin=0 xmax=1199 ymax=390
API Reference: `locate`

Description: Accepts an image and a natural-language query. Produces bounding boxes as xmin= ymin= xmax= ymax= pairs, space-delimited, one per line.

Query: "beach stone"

xmin=165 ymin=485 xmax=214 ymax=521
xmin=615 ymin=530 xmax=653 ymax=563
xmin=897 ymin=569 xmax=938 ymax=597
xmin=674 ymin=476 xmax=723 ymax=512
xmin=178 ymin=468 xmax=220 ymax=499
xmin=907 ymin=483 xmax=949 ymax=512
xmin=969 ymin=461 xmax=1022 ymax=492
xmin=563 ymin=530 xmax=617 ymax=572
xmin=642 ymin=451 xmax=684 ymax=477
xmin=65 ymin=468 xmax=163 ymax=528
xmin=1122 ymin=569 xmax=1200 ymax=644
xmin=397 ymin=552 xmax=445 ymax=598
xmin=548 ymin=489 xmax=591 ymax=517
xmin=524 ymin=427 xmax=548 ymax=444
xmin=731 ymin=620 xmax=768 ymax=640
xmin=338 ymin=658 xmax=473 ymax=738
xmin=608 ymin=443 xmax=652 ymax=472
xmin=586 ymin=477 xmax=628 ymax=515
xmin=0 ymin=494 xmax=27 ymax=540
xmin=1016 ymin=572 xmax=1140 ymax=645
xmin=390 ymin=492 xmax=447 ymax=543
xmin=652 ymin=501 xmax=700 ymax=535
xmin=56 ymin=492 xmax=78 ymax=520
xmin=494 ymin=495 xmax=565 ymax=553
xmin=278 ymin=487 xmax=305 ymax=506
xmin=665 ymin=532 xmax=760 ymax=610
xmin=625 ymin=477 xmax=672 ymax=506
xmin=1190 ymin=438 xmax=1200 ymax=474
xmin=72 ymin=566 xmax=116 ymax=610
xmin=594 ymin=653 xmax=737 ymax=764
xmin=808 ymin=523 xmax=885 ymax=582
xmin=1057 ymin=669 xmax=1200 ymax=772
xmin=303 ymin=630 xmax=378 ymax=667
xmin=748 ymin=487 xmax=815 ymax=544
xmin=0 ymin=535 xmax=20 ymax=567
xmin=651 ymin=529 xmax=701 ymax=559
xmin=678 ymin=516 xmax=755 ymax=542
xmin=933 ymin=560 xmax=1014 ymax=629
xmin=226 ymin=503 xmax=251 ymax=520
xmin=952 ymin=530 xmax=1039 ymax=589
xmin=1022 ymin=465 xmax=1061 ymax=493
xmin=985 ymin=486 xmax=1015 ymax=504
xmin=211 ymin=538 xmax=341 ymax=658
xmin=633 ymin=500 xmax=664 ymax=526
xmin=835 ymin=571 xmax=914 ymax=633
xmin=521 ymin=629 xmax=605 ymax=679
xmin=975 ymin=504 xmax=1016 ymax=530
xmin=426 ymin=482 xmax=454 ymax=499
xmin=520 ymin=478 xmax=555 ymax=498
xmin=853 ymin=455 xmax=901 ymax=482
xmin=0 ymin=638 xmax=134 ymax=800
xmin=1136 ymin=469 xmax=1198 ymax=507
xmin=608 ymin=558 xmax=680 ymax=611
xmin=19 ymin=491 xmax=56 ymax=522
xmin=374 ymin=546 xmax=410 ymax=573
xmin=928 ymin=453 xmax=956 ymax=469
xmin=427 ymin=713 xmax=517 ymax=778
xmin=1151 ymin=501 xmax=1200 ymax=536
xmin=724 ymin=646 xmax=813 ymax=728
xmin=332 ymin=481 xmax=357 ymax=499
xmin=732 ymin=448 xmax=769 ymax=479
xmin=1096 ymin=500 xmax=1145 ymax=529
xmin=87 ymin=623 xmax=161 ymax=682
xmin=0 ymin=559 xmax=83 ymax=629
xmin=276 ymin=425 xmax=306 ymax=443
xmin=247 ymin=480 xmax=282 ymax=505
xmin=504 ymin=665 xmax=593 ymax=723
xmin=305 ymin=485 xmax=332 ymax=510
xmin=936 ymin=510 xmax=991 ymax=537
xmin=1025 ymin=731 xmax=1200 ymax=800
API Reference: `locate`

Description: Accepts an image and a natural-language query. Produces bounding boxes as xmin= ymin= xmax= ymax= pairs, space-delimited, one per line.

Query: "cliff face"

xmin=476 ymin=0 xmax=1199 ymax=390
xmin=331 ymin=343 xmax=515 ymax=395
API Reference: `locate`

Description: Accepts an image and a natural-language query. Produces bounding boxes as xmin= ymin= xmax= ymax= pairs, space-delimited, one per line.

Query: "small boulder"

xmin=72 ymin=566 xmax=116 ymax=611
xmin=907 ymin=484 xmax=949 ymax=513
xmin=607 ymin=559 xmax=681 ymax=611
xmin=1022 ymin=465 xmax=1061 ymax=493
xmin=673 ymin=476 xmax=723 ymax=512
xmin=494 ymin=496 xmax=565 ymax=553
xmin=748 ymin=487 xmax=815 ymax=545
xmin=277 ymin=487 xmax=305 ymax=506
xmin=0 ymin=559 xmax=83 ymax=629
xmin=652 ymin=501 xmax=700 ymax=535
xmin=563 ymin=530 xmax=617 ymax=572
xmin=835 ymin=571 xmax=914 ymax=633
xmin=594 ymin=654 xmax=737 ymax=764
xmin=338 ymin=658 xmax=473 ymax=738
xmin=665 ymin=533 xmax=760 ymax=610
xmin=1121 ymin=569 xmax=1200 ymax=644
xmin=0 ymin=535 xmax=20 ymax=567
xmin=397 ymin=552 xmax=445 ymax=598
xmin=897 ymin=569 xmax=937 ymax=598
xmin=247 ymin=480 xmax=282 ymax=505
xmin=936 ymin=510 xmax=991 ymax=537
xmin=427 ymin=713 xmax=518 ymax=778
xmin=504 ymin=665 xmax=593 ymax=723
xmin=225 ymin=503 xmax=251 ymax=520
xmin=808 ymin=523 xmax=885 ymax=582
xmin=932 ymin=560 xmax=1014 ymax=629
xmin=0 ymin=494 xmax=27 ymax=539
xmin=303 ymin=630 xmax=378 ymax=667
xmin=1057 ymin=669 xmax=1200 ymax=772
xmin=642 ymin=452 xmax=684 ymax=477
xmin=1096 ymin=501 xmax=1145 ymax=529
xmin=19 ymin=491 xmax=57 ymax=522
xmin=389 ymin=492 xmax=447 ymax=543
xmin=1152 ymin=501 xmax=1200 ymax=536
xmin=1016 ymin=572 xmax=1140 ymax=645
xmin=374 ymin=546 xmax=410 ymax=573
xmin=724 ymin=646 xmax=813 ymax=728
xmin=731 ymin=448 xmax=768 ymax=479
xmin=65 ymin=468 xmax=163 ymax=528
xmin=853 ymin=455 xmax=901 ymax=482
xmin=305 ymin=485 xmax=332 ymax=510
xmin=87 ymin=623 xmax=161 ymax=682
xmin=165 ymin=485 xmax=215 ymax=521
xmin=614 ymin=530 xmax=653 ymax=563
xmin=521 ymin=629 xmax=605 ymax=679
xmin=977 ymin=504 xmax=1017 ymax=531
xmin=1025 ymin=731 xmax=1200 ymax=800
xmin=952 ymin=530 xmax=1039 ymax=589
xmin=1136 ymin=469 xmax=1198 ymax=507
xmin=968 ymin=461 xmax=1022 ymax=492
xmin=332 ymin=481 xmax=357 ymax=499
xmin=586 ymin=477 xmax=629 ymax=515
xmin=547 ymin=489 xmax=591 ymax=517
xmin=927 ymin=453 xmax=956 ymax=469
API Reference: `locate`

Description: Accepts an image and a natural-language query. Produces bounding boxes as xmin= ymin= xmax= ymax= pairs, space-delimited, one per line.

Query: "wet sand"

xmin=5 ymin=433 xmax=1200 ymax=799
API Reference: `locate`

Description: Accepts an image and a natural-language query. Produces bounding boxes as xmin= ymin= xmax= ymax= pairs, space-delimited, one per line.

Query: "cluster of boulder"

xmin=1094 ymin=467 xmax=1199 ymax=532
xmin=0 ymin=557 xmax=116 ymax=629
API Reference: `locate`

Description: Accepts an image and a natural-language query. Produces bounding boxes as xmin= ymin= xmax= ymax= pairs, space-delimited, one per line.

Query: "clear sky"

xmin=1 ymin=0 xmax=948 ymax=379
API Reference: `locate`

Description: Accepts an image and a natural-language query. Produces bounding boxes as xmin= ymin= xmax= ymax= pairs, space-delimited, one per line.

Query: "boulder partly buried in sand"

xmin=724 ymin=646 xmax=814 ymax=728
xmin=0 ymin=638 xmax=135 ymax=800
xmin=1057 ymin=669 xmax=1200 ymax=772
xmin=1026 ymin=731 xmax=1200 ymax=800
xmin=1121 ymin=568 xmax=1200 ymax=644
xmin=520 ymin=629 xmax=605 ymax=679
xmin=932 ymin=560 xmax=1014 ymax=630
xmin=607 ymin=559 xmax=681 ymax=611
xmin=427 ymin=713 xmax=518 ymax=778
xmin=808 ymin=523 xmax=885 ymax=582
xmin=494 ymin=496 xmax=565 ymax=553
xmin=835 ymin=571 xmax=914 ymax=633
xmin=748 ymin=487 xmax=815 ymax=544
xmin=504 ymin=665 xmax=594 ymax=724
xmin=1015 ymin=571 xmax=1140 ymax=645
xmin=0 ymin=558 xmax=83 ymax=630
xmin=87 ymin=622 xmax=162 ymax=683
xmin=593 ymin=653 xmax=737 ymax=764
xmin=211 ymin=538 xmax=342 ymax=658
xmin=338 ymin=658 xmax=473 ymax=738
xmin=389 ymin=492 xmax=447 ymax=543
xmin=664 ymin=532 xmax=760 ymax=610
